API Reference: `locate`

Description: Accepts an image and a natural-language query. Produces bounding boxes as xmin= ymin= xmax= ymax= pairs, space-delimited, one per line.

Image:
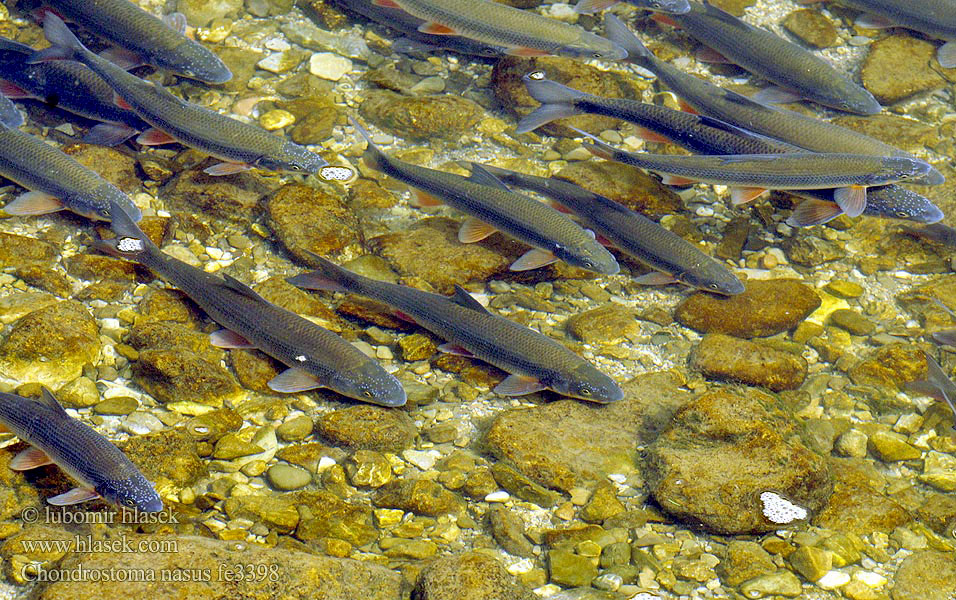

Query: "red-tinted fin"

xmin=651 ymin=14 xmax=679 ymax=27
xmin=209 ymin=329 xmax=255 ymax=349
xmin=0 ymin=81 xmax=33 ymax=100
xmin=751 ymin=86 xmax=803 ymax=105
xmin=409 ymin=188 xmax=442 ymax=207
xmin=204 ymin=162 xmax=253 ymax=176
xmin=510 ymin=248 xmax=558 ymax=271
xmin=268 ymin=368 xmax=323 ymax=393
xmin=785 ymin=199 xmax=842 ymax=227
xmin=99 ymin=47 xmax=144 ymax=70
xmin=633 ymin=271 xmax=679 ymax=286
xmin=393 ymin=310 xmax=418 ymax=324
xmin=418 ymin=22 xmax=458 ymax=35
xmin=594 ymin=233 xmax=614 ymax=247
xmin=505 ymin=47 xmax=552 ymax=57
xmin=9 ymin=447 xmax=54 ymax=471
xmin=695 ymin=46 xmax=731 ymax=64
xmin=458 ymin=218 xmax=497 ymax=243
xmin=730 ymin=187 xmax=767 ymax=205
xmin=48 ymin=487 xmax=100 ymax=506
xmin=372 ymin=0 xmax=402 ymax=7
xmin=163 ymin=12 xmax=188 ymax=34
xmin=136 ymin=127 xmax=176 ymax=146
xmin=494 ymin=374 xmax=548 ymax=396
xmin=112 ymin=92 xmax=132 ymax=110
xmin=3 ymin=191 xmax=64 ymax=216
xmin=635 ymin=127 xmax=673 ymax=144
xmin=286 ymin=272 xmax=347 ymax=293
xmin=854 ymin=13 xmax=896 ymax=29
xmin=575 ymin=0 xmax=620 ymax=14
xmin=437 ymin=342 xmax=474 ymax=357
xmin=678 ymin=99 xmax=699 ymax=115
xmin=833 ymin=185 xmax=866 ymax=218
xmin=83 ymin=123 xmax=138 ymax=146
xmin=547 ymin=200 xmax=573 ymax=214
xmin=660 ymin=174 xmax=696 ymax=186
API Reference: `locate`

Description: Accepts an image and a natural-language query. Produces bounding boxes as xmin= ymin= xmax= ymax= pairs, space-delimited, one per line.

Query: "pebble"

xmin=309 ymin=52 xmax=352 ymax=81
xmin=485 ymin=491 xmax=510 ymax=503
xmin=121 ymin=411 xmax=165 ymax=435
xmin=817 ymin=570 xmax=851 ymax=589
xmin=402 ymin=449 xmax=440 ymax=471
xmin=267 ymin=464 xmax=313 ymax=491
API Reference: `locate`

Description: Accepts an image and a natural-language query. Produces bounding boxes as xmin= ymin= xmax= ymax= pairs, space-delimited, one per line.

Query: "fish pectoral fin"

xmin=751 ymin=86 xmax=803 ymax=105
xmin=112 ymin=92 xmax=133 ymax=111
xmin=730 ymin=187 xmax=767 ymax=205
xmin=505 ymin=47 xmax=552 ymax=57
xmin=633 ymin=271 xmax=679 ymax=286
xmin=458 ymin=218 xmax=498 ymax=243
xmin=437 ymin=342 xmax=475 ymax=357
xmin=510 ymin=248 xmax=558 ymax=271
xmin=163 ymin=12 xmax=188 ymax=35
xmin=3 ymin=191 xmax=64 ymax=216
xmin=393 ymin=310 xmax=418 ymax=323
xmin=409 ymin=188 xmax=443 ymax=207
xmin=854 ymin=13 xmax=896 ymax=30
xmin=286 ymin=272 xmax=347 ymax=293
xmin=83 ymin=123 xmax=138 ymax=147
xmin=650 ymin=13 xmax=679 ymax=28
xmin=634 ymin=127 xmax=673 ymax=144
xmin=418 ymin=22 xmax=458 ymax=36
xmin=9 ymin=447 xmax=54 ymax=471
xmin=575 ymin=0 xmax=620 ymax=14
xmin=209 ymin=329 xmax=256 ymax=349
xmin=494 ymin=374 xmax=548 ymax=396
xmin=98 ymin=46 xmax=145 ymax=70
xmin=0 ymin=80 xmax=34 ymax=100
xmin=203 ymin=162 xmax=253 ymax=176
xmin=694 ymin=46 xmax=732 ymax=64
xmin=451 ymin=285 xmax=489 ymax=313
xmin=659 ymin=174 xmax=696 ymax=186
xmin=136 ymin=128 xmax=177 ymax=146
xmin=677 ymin=99 xmax=699 ymax=115
xmin=833 ymin=186 xmax=866 ymax=218
xmin=48 ymin=488 xmax=101 ymax=506
xmin=932 ymin=330 xmax=956 ymax=347
xmin=372 ymin=0 xmax=402 ymax=7
xmin=268 ymin=368 xmax=323 ymax=393
xmin=786 ymin=199 xmax=842 ymax=227
xmin=938 ymin=42 xmax=956 ymax=69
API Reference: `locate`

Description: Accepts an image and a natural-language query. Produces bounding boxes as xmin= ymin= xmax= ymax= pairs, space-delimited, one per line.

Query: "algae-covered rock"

xmin=848 ymin=342 xmax=926 ymax=390
xmin=414 ymin=551 xmax=536 ymax=600
xmin=581 ymin=481 xmax=625 ymax=523
xmin=717 ymin=541 xmax=777 ymax=587
xmin=120 ymin=428 xmax=207 ymax=490
xmin=675 ymin=279 xmax=820 ymax=338
xmin=316 ymin=405 xmax=417 ymax=452
xmin=690 ymin=333 xmax=807 ymax=391
xmin=267 ymin=183 xmax=360 ymax=264
xmin=0 ymin=232 xmax=56 ymax=269
xmin=64 ymin=143 xmax=140 ymax=193
xmin=556 ymin=161 xmax=683 ymax=218
xmin=548 ymin=546 xmax=598 ymax=588
xmin=862 ymin=35 xmax=947 ymax=104
xmin=293 ymin=490 xmax=378 ymax=546
xmin=566 ymin=304 xmax=639 ymax=345
xmin=814 ymin=457 xmax=912 ymax=535
xmin=891 ymin=550 xmax=956 ymax=600
xmin=132 ymin=349 xmax=242 ymax=408
xmin=489 ymin=505 xmax=534 ymax=557
xmin=373 ymin=478 xmax=464 ymax=516
xmin=359 ymin=90 xmax=484 ymax=140
xmin=223 ymin=494 xmax=299 ymax=532
xmin=0 ymin=301 xmax=101 ymax=387
xmin=782 ymin=9 xmax=837 ymax=47
xmin=162 ymin=168 xmax=272 ymax=224
xmin=645 ymin=387 xmax=831 ymax=534
xmin=491 ymin=461 xmax=562 ymax=507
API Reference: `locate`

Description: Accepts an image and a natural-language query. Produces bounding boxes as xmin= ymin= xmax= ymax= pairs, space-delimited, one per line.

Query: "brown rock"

xmin=162 ymin=168 xmax=273 ymax=224
xmin=782 ymin=9 xmax=837 ymax=48
xmin=413 ymin=551 xmax=536 ymax=600
xmin=359 ymin=90 xmax=484 ymax=141
xmin=814 ymin=458 xmax=912 ymax=535
xmin=690 ymin=333 xmax=807 ymax=391
xmin=555 ymin=160 xmax=683 ymax=218
xmin=861 ymin=35 xmax=946 ymax=104
xmin=267 ymin=183 xmax=360 ymax=264
xmin=316 ymin=405 xmax=417 ymax=452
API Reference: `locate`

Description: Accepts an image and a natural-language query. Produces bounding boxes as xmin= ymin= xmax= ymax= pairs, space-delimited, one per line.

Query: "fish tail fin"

xmin=286 ymin=251 xmax=359 ymax=294
xmin=604 ymin=14 xmax=653 ymax=64
xmin=516 ymin=73 xmax=587 ymax=133
xmin=94 ymin=200 xmax=153 ymax=259
xmin=348 ymin=115 xmax=389 ymax=171
xmin=0 ymin=98 xmax=23 ymax=129
xmin=27 ymin=13 xmax=86 ymax=64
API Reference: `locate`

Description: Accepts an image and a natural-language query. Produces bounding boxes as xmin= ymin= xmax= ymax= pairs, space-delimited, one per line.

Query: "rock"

xmin=213 ymin=433 xmax=263 ymax=460
xmin=132 ymin=349 xmax=242 ymax=408
xmin=690 ymin=333 xmax=807 ymax=391
xmin=92 ymin=396 xmax=138 ymax=415
xmin=717 ymin=541 xmax=777 ymax=587
xmin=309 ymin=52 xmax=352 ymax=80
xmin=862 ymin=35 xmax=946 ymax=104
xmin=267 ymin=183 xmax=360 ymax=264
xmin=276 ymin=415 xmax=313 ymax=442
xmin=0 ymin=232 xmax=56 ymax=269
xmin=267 ymin=464 xmax=313 ymax=490
xmin=891 ymin=550 xmax=956 ymax=600
xmin=14 ymin=263 xmax=71 ymax=298
xmin=178 ymin=0 xmax=242 ymax=25
xmin=128 ymin=321 xmax=222 ymax=362
xmin=848 ymin=343 xmax=926 ymax=390
xmin=316 ymin=405 xmax=417 ymax=452
xmin=254 ymin=275 xmax=344 ymax=329
xmin=566 ymin=304 xmax=639 ymax=345
xmin=64 ymin=143 xmax=140 ymax=193
xmin=120 ymin=428 xmax=207 ymax=490
xmin=788 ymin=545 xmax=832 ymax=582
xmin=370 ymin=217 xmax=515 ymax=294
xmin=829 ymin=309 xmax=875 ymax=336
xmin=868 ymin=430 xmax=921 ymax=461
xmin=346 ymin=449 xmax=393 ymax=488
xmin=485 ymin=372 xmax=692 ymax=492
xmin=0 ymin=301 xmax=101 ymax=387
xmin=556 ymin=160 xmax=682 ymax=218
xmin=645 ymin=387 xmax=831 ymax=534
xmin=398 ymin=333 xmax=437 ymax=361
xmin=215 ymin=47 xmax=260 ymax=93
xmin=293 ymin=489 xmax=378 ymax=547
xmin=814 ymin=458 xmax=912 ymax=535
xmin=920 ymin=451 xmax=956 ymax=492
xmin=384 ymin=539 xmax=437 ymax=559
xmin=783 ymin=9 xmax=837 ymax=47
xmin=675 ymin=279 xmax=821 ymax=338
xmin=491 ymin=461 xmax=562 ymax=507
xmin=783 ymin=235 xmax=844 ymax=266
xmin=549 ymin=546 xmax=599 ymax=588
xmin=716 ymin=217 xmax=751 ymax=261
xmin=832 ymin=114 xmax=939 ymax=152
xmin=162 ymin=169 xmax=272 ymax=224
xmin=824 ymin=280 xmax=864 ymax=299
xmin=489 ymin=505 xmax=534 ymax=557
xmin=581 ymin=481 xmax=625 ymax=523
xmin=739 ymin=570 xmax=803 ymax=598
xmin=373 ymin=478 xmax=464 ymax=516
xmin=279 ymin=97 xmax=338 ymax=145
xmin=414 ymin=551 xmax=536 ymax=600
xmin=916 ymin=492 xmax=956 ymax=535
xmin=359 ymin=90 xmax=484 ymax=140
xmin=223 ymin=494 xmax=299 ymax=532
xmin=56 ymin=376 xmax=100 ymax=408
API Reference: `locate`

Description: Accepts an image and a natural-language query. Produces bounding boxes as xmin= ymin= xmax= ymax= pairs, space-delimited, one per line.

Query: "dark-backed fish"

xmin=576 ymin=0 xmax=691 ymax=14
xmin=97 ymin=201 xmax=406 ymax=407
xmin=0 ymin=388 xmax=162 ymax=511
xmin=366 ymin=0 xmax=626 ymax=59
xmin=31 ymin=14 xmax=326 ymax=176
xmin=33 ymin=0 xmax=232 ymax=83
xmin=906 ymin=352 xmax=956 ymax=431
xmin=352 ymin=118 xmax=619 ymax=274
xmin=473 ymin=163 xmax=744 ymax=295
xmin=0 ymin=103 xmax=141 ymax=221
xmin=288 ymin=254 xmax=624 ymax=403
xmin=902 ymin=223 xmax=956 ymax=247
xmin=786 ymin=186 xmax=944 ymax=226
xmin=0 ymin=37 xmax=146 ymax=145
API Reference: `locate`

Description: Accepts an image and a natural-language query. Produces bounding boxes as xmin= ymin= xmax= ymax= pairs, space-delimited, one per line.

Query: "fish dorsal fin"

xmin=221 ymin=274 xmax=265 ymax=301
xmin=701 ymin=1 xmax=750 ymax=28
xmin=468 ymin=164 xmax=512 ymax=191
xmin=39 ymin=388 xmax=69 ymax=420
xmin=451 ymin=285 xmax=488 ymax=313
xmin=723 ymin=88 xmax=776 ymax=112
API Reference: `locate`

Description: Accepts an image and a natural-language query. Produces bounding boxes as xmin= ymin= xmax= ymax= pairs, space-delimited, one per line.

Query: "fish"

xmin=31 ymin=0 xmax=232 ymax=83
xmin=0 ymin=37 xmax=146 ymax=146
xmin=786 ymin=186 xmax=944 ymax=226
xmin=30 ymin=14 xmax=327 ymax=177
xmin=472 ymin=162 xmax=744 ymax=295
xmin=96 ymin=201 xmax=407 ymax=407
xmin=0 ymin=102 xmax=142 ymax=221
xmin=576 ymin=128 xmax=933 ymax=212
xmin=351 ymin=117 xmax=620 ymax=274
xmin=925 ymin=298 xmax=956 ymax=347
xmin=288 ymin=253 xmax=624 ymax=403
xmin=906 ymin=352 xmax=956 ymax=431
xmin=0 ymin=388 xmax=163 ymax=511
xmin=902 ymin=223 xmax=956 ymax=247
xmin=644 ymin=1 xmax=880 ymax=114
xmin=605 ymin=14 xmax=945 ymax=186
xmin=0 ymin=86 xmax=23 ymax=129
xmin=576 ymin=0 xmax=691 ymax=14
xmin=365 ymin=0 xmax=627 ymax=59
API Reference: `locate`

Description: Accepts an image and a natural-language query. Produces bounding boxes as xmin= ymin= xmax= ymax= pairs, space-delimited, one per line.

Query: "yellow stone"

xmin=806 ymin=291 xmax=850 ymax=325
xmin=374 ymin=508 xmax=405 ymax=528
xmin=259 ymin=109 xmax=296 ymax=131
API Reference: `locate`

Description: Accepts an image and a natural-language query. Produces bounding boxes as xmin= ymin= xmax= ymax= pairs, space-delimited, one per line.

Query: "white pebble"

xmin=484 ymin=491 xmax=510 ymax=502
xmin=817 ymin=570 xmax=850 ymax=589
xmin=402 ymin=448 xmax=440 ymax=470
xmin=695 ymin=206 xmax=715 ymax=217
xmin=309 ymin=52 xmax=352 ymax=81
xmin=506 ymin=558 xmax=534 ymax=575
xmin=317 ymin=456 xmax=336 ymax=472
xmin=853 ymin=571 xmax=887 ymax=587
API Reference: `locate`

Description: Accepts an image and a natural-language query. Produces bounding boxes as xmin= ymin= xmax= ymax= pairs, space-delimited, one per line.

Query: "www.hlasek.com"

xmin=20 ymin=562 xmax=281 ymax=583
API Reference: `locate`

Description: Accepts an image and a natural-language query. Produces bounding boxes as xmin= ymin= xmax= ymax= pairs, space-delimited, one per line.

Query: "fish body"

xmin=787 ymin=185 xmax=944 ymax=226
xmin=0 ymin=389 xmax=162 ymax=511
xmin=98 ymin=202 xmax=406 ymax=407
xmin=838 ymin=0 xmax=956 ymax=66
xmin=576 ymin=0 xmax=692 ymax=14
xmin=37 ymin=0 xmax=232 ymax=83
xmin=476 ymin=163 xmax=744 ymax=295
xmin=373 ymin=0 xmax=627 ymax=59
xmin=288 ymin=254 xmax=624 ymax=403
xmin=908 ymin=352 xmax=956 ymax=431
xmin=659 ymin=1 xmax=880 ymax=114
xmin=902 ymin=222 xmax=956 ymax=246
xmin=353 ymin=119 xmax=619 ymax=274
xmin=32 ymin=14 xmax=326 ymax=176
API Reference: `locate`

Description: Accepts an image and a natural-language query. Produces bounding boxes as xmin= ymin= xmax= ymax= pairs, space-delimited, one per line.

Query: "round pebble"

xmin=266 ymin=464 xmax=312 ymax=490
xmin=309 ymin=52 xmax=352 ymax=81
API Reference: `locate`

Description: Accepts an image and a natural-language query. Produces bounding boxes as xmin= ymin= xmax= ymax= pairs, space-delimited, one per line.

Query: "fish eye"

xmin=896 ymin=211 xmax=908 ymax=217
xmin=592 ymin=52 xmax=603 ymax=58
xmin=363 ymin=390 xmax=373 ymax=398
xmin=708 ymin=283 xmax=720 ymax=290
xmin=580 ymin=387 xmax=592 ymax=396
xmin=123 ymin=498 xmax=135 ymax=508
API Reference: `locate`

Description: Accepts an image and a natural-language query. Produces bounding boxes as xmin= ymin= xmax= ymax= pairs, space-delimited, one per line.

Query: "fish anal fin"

xmin=506 ymin=47 xmax=551 ymax=57
xmin=4 ymin=191 xmax=64 ymax=216
xmin=372 ymin=0 xmax=402 ymax=7
xmin=268 ymin=368 xmax=323 ymax=393
xmin=833 ymin=185 xmax=866 ymax=218
xmin=0 ymin=81 xmax=33 ymax=100
xmin=938 ymin=41 xmax=956 ymax=69
xmin=10 ymin=447 xmax=54 ymax=471
xmin=651 ymin=13 xmax=679 ymax=27
xmin=418 ymin=22 xmax=458 ymax=35
xmin=633 ymin=271 xmax=679 ymax=286
xmin=678 ymin=99 xmax=699 ymax=115
xmin=409 ymin=188 xmax=442 ymax=207
xmin=458 ymin=218 xmax=498 ymax=243
xmin=660 ymin=174 xmax=696 ymax=186
xmin=751 ymin=86 xmax=803 ymax=105
xmin=730 ymin=186 xmax=767 ymax=205
xmin=286 ymin=272 xmax=347 ymax=293
xmin=112 ymin=92 xmax=132 ymax=111
xmin=932 ymin=330 xmax=956 ymax=346
xmin=437 ymin=342 xmax=475 ymax=357
xmin=99 ymin=47 xmax=144 ymax=70
xmin=135 ymin=127 xmax=176 ymax=146
xmin=84 ymin=123 xmax=138 ymax=146
xmin=635 ymin=126 xmax=672 ymax=144
xmin=510 ymin=248 xmax=558 ymax=271
xmin=203 ymin=162 xmax=252 ymax=176
xmin=695 ymin=46 xmax=731 ymax=64
xmin=393 ymin=310 xmax=418 ymax=324
xmin=494 ymin=374 xmax=547 ymax=396
xmin=451 ymin=285 xmax=488 ymax=312
xmin=48 ymin=488 xmax=100 ymax=506
xmin=854 ymin=13 xmax=896 ymax=29
xmin=209 ymin=329 xmax=255 ymax=349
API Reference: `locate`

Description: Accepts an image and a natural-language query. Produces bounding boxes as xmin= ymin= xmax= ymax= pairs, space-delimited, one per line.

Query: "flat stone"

xmin=892 ymin=550 xmax=956 ymax=600
xmin=690 ymin=333 xmax=807 ymax=391
xmin=788 ymin=545 xmax=832 ymax=582
xmin=267 ymin=464 xmax=313 ymax=490
xmin=868 ymin=430 xmax=921 ymax=461
xmin=414 ymin=551 xmax=536 ymax=600
xmin=566 ymin=304 xmax=639 ymax=345
xmin=862 ymin=35 xmax=946 ymax=104
xmin=316 ymin=405 xmax=417 ymax=452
